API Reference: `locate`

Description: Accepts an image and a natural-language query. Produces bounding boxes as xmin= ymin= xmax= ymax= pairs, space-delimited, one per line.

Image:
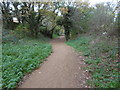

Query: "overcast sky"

xmin=0 ymin=0 xmax=118 ymax=4
xmin=89 ymin=0 xmax=118 ymax=5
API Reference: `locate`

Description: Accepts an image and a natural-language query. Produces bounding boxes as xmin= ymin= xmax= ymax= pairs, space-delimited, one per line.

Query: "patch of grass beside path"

xmin=66 ymin=36 xmax=119 ymax=88
xmin=2 ymin=37 xmax=52 ymax=88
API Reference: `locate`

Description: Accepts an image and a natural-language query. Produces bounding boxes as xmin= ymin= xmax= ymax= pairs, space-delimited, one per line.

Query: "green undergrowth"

xmin=66 ymin=36 xmax=91 ymax=56
xmin=53 ymin=34 xmax=59 ymax=38
xmin=2 ymin=37 xmax=52 ymax=88
xmin=66 ymin=35 xmax=119 ymax=88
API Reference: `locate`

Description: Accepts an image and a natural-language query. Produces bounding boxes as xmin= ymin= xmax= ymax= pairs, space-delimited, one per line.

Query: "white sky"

xmin=89 ymin=0 xmax=118 ymax=5
xmin=0 ymin=0 xmax=118 ymax=4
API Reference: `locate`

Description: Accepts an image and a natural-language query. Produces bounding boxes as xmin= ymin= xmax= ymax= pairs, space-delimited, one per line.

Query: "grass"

xmin=66 ymin=35 xmax=119 ymax=88
xmin=2 ymin=37 xmax=52 ymax=88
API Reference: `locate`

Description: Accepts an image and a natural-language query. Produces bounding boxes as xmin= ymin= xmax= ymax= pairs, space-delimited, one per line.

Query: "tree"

xmin=58 ymin=1 xmax=90 ymax=40
xmin=62 ymin=6 xmax=74 ymax=40
xmin=69 ymin=1 xmax=91 ymax=38
xmin=1 ymin=2 xmax=13 ymax=29
xmin=12 ymin=2 xmax=21 ymax=23
xmin=89 ymin=2 xmax=115 ymax=36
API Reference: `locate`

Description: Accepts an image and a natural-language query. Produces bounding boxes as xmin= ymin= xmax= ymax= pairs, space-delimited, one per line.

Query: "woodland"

xmin=1 ymin=0 xmax=120 ymax=88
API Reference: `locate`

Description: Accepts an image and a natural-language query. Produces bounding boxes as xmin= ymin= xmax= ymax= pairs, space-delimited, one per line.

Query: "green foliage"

xmin=66 ymin=36 xmax=91 ymax=56
xmin=15 ymin=24 xmax=29 ymax=38
xmin=54 ymin=26 xmax=61 ymax=36
xmin=53 ymin=34 xmax=59 ymax=38
xmin=56 ymin=16 xmax=63 ymax=26
xmin=89 ymin=3 xmax=115 ymax=35
xmin=67 ymin=36 xmax=119 ymax=88
xmin=2 ymin=38 xmax=52 ymax=88
xmin=2 ymin=30 xmax=20 ymax=43
xmin=85 ymin=58 xmax=101 ymax=65
xmin=62 ymin=6 xmax=74 ymax=40
xmin=39 ymin=26 xmax=47 ymax=32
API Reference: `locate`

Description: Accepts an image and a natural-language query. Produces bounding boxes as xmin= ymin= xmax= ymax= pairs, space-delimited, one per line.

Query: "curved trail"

xmin=19 ymin=36 xmax=89 ymax=88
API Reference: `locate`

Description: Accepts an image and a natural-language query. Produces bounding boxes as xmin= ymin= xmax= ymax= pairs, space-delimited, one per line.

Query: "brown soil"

xmin=18 ymin=36 xmax=90 ymax=88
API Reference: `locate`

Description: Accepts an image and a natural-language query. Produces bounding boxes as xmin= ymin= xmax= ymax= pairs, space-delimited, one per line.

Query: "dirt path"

xmin=18 ymin=36 xmax=89 ymax=88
